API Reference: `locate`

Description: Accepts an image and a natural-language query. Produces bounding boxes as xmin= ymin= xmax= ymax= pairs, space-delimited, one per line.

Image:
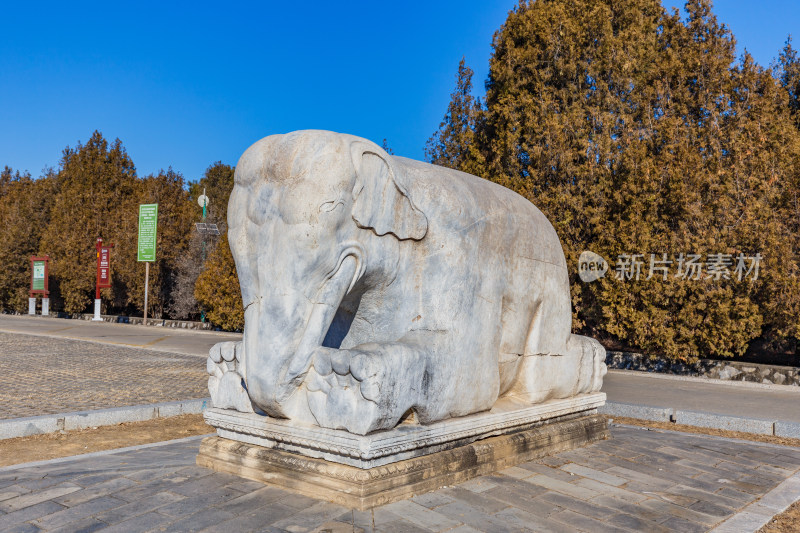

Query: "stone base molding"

xmin=197 ymin=412 xmax=609 ymax=510
xmin=202 ymin=393 xmax=606 ymax=468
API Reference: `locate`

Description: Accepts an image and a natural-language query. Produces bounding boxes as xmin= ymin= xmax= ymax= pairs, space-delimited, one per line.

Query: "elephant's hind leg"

xmin=506 ymin=334 xmax=607 ymax=404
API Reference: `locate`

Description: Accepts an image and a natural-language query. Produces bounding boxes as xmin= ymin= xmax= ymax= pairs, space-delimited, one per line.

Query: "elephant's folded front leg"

xmin=207 ymin=341 xmax=254 ymax=413
xmin=306 ymin=343 xmax=429 ymax=435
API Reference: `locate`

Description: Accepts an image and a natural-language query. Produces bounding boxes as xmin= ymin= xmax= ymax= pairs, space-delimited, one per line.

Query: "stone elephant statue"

xmin=207 ymin=130 xmax=606 ymax=435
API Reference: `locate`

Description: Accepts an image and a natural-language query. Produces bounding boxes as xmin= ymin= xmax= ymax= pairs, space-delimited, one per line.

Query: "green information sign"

xmin=32 ymin=260 xmax=46 ymax=291
xmin=137 ymin=204 xmax=158 ymax=262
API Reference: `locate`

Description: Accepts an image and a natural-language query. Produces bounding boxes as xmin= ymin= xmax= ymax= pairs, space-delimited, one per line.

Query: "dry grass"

xmin=0 ymin=414 xmax=212 ymax=467
xmin=759 ymin=499 xmax=800 ymax=532
xmin=607 ymin=415 xmax=800 ymax=448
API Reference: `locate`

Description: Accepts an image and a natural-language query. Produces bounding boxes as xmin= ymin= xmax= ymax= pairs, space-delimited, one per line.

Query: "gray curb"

xmin=674 ymin=409 xmax=775 ymax=435
xmin=601 ymin=401 xmax=800 ymax=438
xmin=775 ymin=421 xmax=800 ymax=439
xmin=598 ymin=401 xmax=673 ymax=422
xmin=0 ymin=398 xmax=210 ymax=440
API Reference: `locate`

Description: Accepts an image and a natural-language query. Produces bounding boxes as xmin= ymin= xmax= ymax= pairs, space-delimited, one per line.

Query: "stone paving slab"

xmin=0 ymin=333 xmax=208 ymax=420
xmin=1 ymin=425 xmax=799 ymax=532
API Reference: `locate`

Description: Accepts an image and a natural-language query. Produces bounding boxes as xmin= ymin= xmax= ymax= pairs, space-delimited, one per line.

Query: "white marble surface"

xmin=208 ymin=130 xmax=607 ymax=435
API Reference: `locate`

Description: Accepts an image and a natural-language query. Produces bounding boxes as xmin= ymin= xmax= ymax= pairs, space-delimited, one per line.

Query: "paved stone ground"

xmin=1 ymin=425 xmax=799 ymax=532
xmin=0 ymin=333 xmax=207 ymax=420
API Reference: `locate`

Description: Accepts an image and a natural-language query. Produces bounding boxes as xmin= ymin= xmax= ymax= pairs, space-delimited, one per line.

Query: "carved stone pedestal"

xmin=197 ymin=393 xmax=609 ymax=509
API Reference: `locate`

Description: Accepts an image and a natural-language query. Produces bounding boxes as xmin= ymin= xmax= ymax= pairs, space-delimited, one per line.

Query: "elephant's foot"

xmin=207 ymin=341 xmax=254 ymax=413
xmin=584 ymin=336 xmax=608 ymax=393
xmin=507 ymin=335 xmax=607 ymax=403
xmin=306 ymin=344 xmax=427 ymax=435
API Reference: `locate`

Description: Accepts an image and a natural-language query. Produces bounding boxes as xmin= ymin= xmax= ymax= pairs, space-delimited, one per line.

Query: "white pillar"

xmin=42 ymin=298 xmax=49 ymax=316
xmin=28 ymin=297 xmax=36 ymax=315
xmin=92 ymin=299 xmax=103 ymax=321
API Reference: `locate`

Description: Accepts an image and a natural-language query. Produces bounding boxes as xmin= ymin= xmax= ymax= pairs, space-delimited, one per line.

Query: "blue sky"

xmin=1 ymin=1 xmax=798 ymax=185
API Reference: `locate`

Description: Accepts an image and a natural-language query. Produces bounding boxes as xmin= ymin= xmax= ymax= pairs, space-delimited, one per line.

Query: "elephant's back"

xmin=394 ymin=157 xmax=567 ymax=271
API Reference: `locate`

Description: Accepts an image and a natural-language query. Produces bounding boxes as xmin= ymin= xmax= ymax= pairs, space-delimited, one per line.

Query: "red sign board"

xmin=95 ymin=238 xmax=114 ymax=299
xmin=30 ymin=256 xmax=50 ymax=297
xmin=98 ymin=247 xmax=112 ymax=288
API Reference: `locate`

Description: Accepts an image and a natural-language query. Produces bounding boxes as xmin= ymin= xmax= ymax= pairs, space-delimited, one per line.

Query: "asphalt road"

xmin=603 ymin=369 xmax=800 ymax=424
xmin=0 ymin=315 xmax=240 ymax=357
xmin=3 ymin=313 xmax=799 ymax=424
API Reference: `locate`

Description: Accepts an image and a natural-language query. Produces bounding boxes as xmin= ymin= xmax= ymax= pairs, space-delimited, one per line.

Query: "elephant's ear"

xmin=350 ymin=142 xmax=428 ymax=241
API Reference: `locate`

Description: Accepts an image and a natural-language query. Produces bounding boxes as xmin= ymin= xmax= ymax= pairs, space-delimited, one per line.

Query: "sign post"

xmin=197 ymin=189 xmax=209 ymax=323
xmin=137 ymin=204 xmax=158 ymax=323
xmin=29 ymin=256 xmax=50 ymax=315
xmin=198 ymin=188 xmax=209 ymax=261
xmin=93 ymin=238 xmax=114 ymax=321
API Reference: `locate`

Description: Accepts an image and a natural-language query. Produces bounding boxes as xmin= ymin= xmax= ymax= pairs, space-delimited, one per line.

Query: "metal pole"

xmin=93 ymin=238 xmax=103 ymax=321
xmin=201 ymin=188 xmax=207 ymax=262
xmin=29 ymin=256 xmax=36 ymax=315
xmin=144 ymin=261 xmax=149 ymax=323
xmin=200 ymin=188 xmax=207 ymax=323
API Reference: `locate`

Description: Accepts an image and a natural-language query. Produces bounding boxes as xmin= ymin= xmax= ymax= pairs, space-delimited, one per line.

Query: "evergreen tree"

xmin=0 ymin=168 xmax=54 ymax=312
xmin=0 ymin=135 xmax=235 ymax=324
xmin=425 ymin=58 xmax=485 ymax=176
xmin=429 ymin=0 xmax=800 ymax=360
xmin=194 ymin=232 xmax=243 ymax=330
xmin=779 ymin=37 xmax=800 ymax=128
xmin=32 ymin=132 xmax=196 ymax=317
xmin=118 ymin=168 xmax=195 ymax=317
xmin=168 ymin=162 xmax=235 ymax=320
xmin=189 ymin=161 xmax=235 ymax=232
xmin=40 ymin=132 xmax=138 ymax=313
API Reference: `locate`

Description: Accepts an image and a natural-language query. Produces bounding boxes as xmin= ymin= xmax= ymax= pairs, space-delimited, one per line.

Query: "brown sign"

xmin=30 ymin=256 xmax=50 ymax=296
xmin=98 ymin=247 xmax=112 ymax=288
xmin=95 ymin=238 xmax=114 ymax=298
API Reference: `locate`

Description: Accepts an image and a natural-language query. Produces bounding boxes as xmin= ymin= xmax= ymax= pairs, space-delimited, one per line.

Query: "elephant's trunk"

xmin=244 ymin=254 xmax=359 ymax=418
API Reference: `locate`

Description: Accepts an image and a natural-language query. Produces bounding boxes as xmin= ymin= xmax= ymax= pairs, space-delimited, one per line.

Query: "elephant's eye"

xmin=319 ymin=200 xmax=343 ymax=213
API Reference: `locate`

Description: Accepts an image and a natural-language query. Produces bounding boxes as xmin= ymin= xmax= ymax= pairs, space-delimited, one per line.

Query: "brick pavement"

xmin=1 ymin=425 xmax=799 ymax=532
xmin=0 ymin=333 xmax=207 ymax=420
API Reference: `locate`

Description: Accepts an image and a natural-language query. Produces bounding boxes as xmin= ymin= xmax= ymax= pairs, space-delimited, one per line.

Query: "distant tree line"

xmin=426 ymin=0 xmax=800 ymax=361
xmin=0 ymin=131 xmax=243 ymax=330
xmin=5 ymin=0 xmax=798 ymax=360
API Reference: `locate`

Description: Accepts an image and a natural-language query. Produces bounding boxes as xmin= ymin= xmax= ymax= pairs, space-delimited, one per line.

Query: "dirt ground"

xmin=0 ymin=414 xmax=212 ymax=467
xmin=760 ymin=500 xmax=800 ymax=533
xmin=608 ymin=415 xmax=800 ymax=448
xmin=1 ymin=414 xmax=798 ymax=531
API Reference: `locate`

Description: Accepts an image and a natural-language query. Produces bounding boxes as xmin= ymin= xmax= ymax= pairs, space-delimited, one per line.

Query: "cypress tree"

xmin=0 ymin=168 xmax=53 ymax=312
xmin=40 ymin=132 xmax=139 ymax=313
xmin=428 ymin=0 xmax=800 ymax=359
xmin=194 ymin=232 xmax=243 ymax=331
xmin=425 ymin=58 xmax=485 ymax=176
